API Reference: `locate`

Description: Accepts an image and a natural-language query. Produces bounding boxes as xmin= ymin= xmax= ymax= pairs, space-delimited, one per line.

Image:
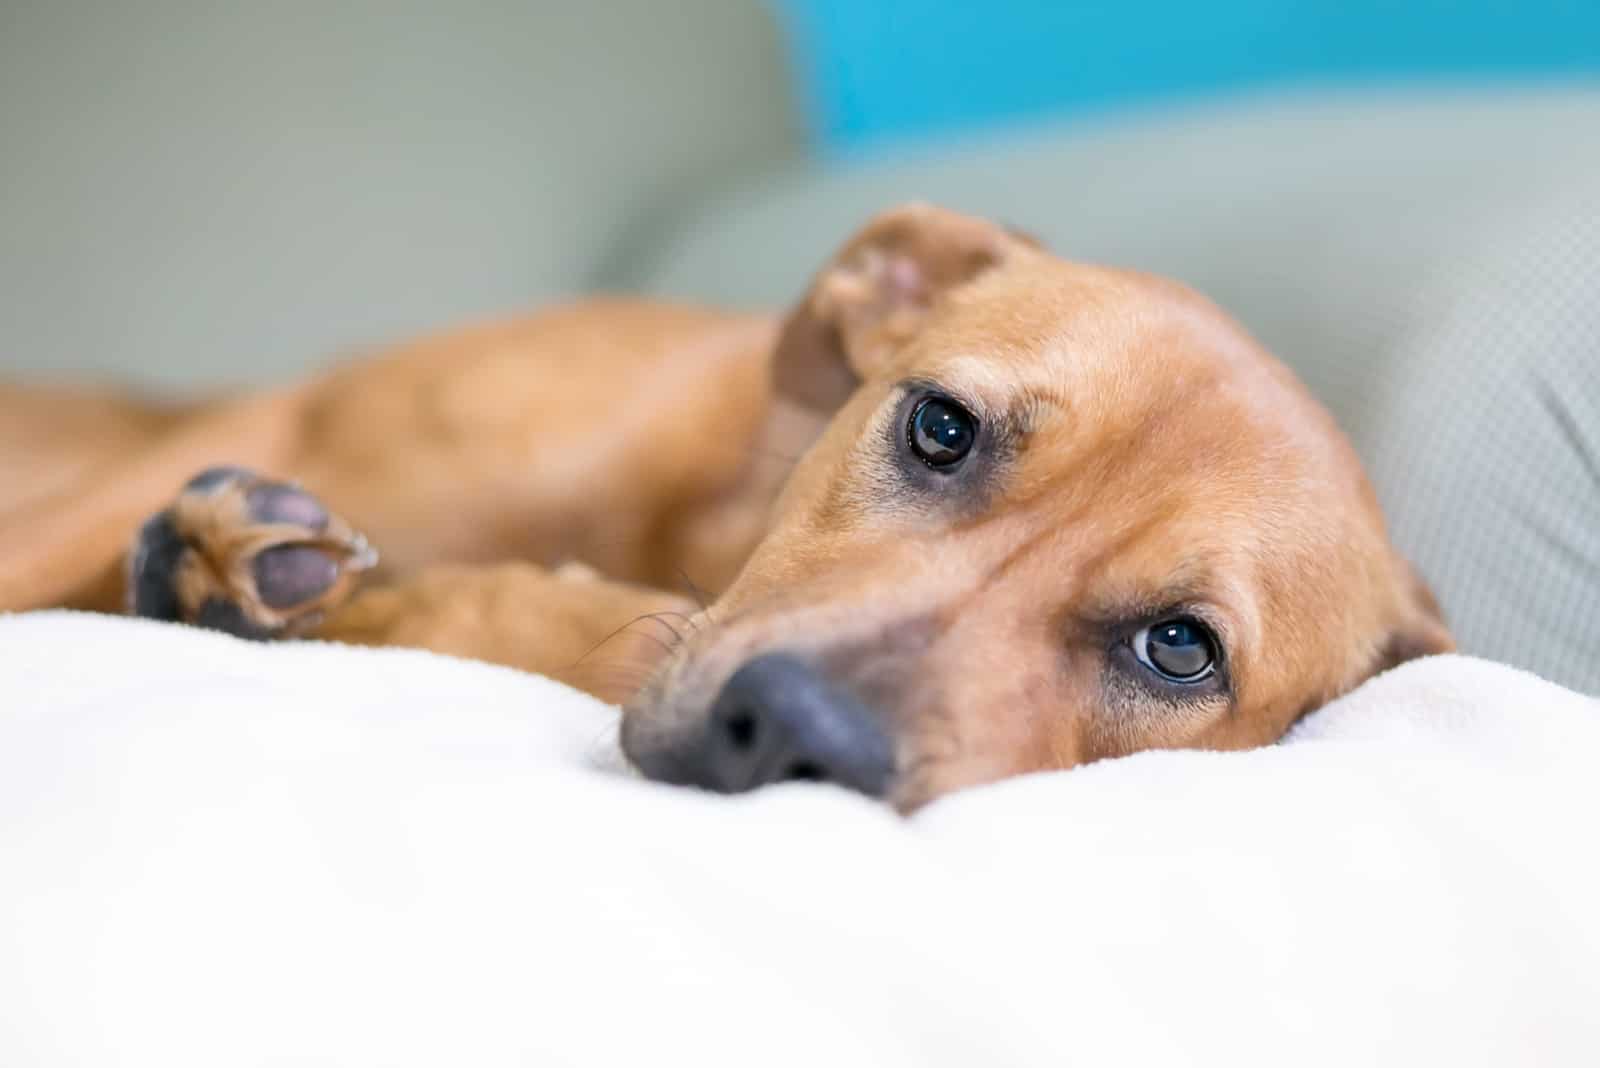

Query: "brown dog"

xmin=0 ymin=204 xmax=1452 ymax=810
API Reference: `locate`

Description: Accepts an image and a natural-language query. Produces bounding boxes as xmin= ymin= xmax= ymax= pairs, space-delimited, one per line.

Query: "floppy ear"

xmin=1375 ymin=560 xmax=1456 ymax=673
xmin=772 ymin=203 xmax=1039 ymax=412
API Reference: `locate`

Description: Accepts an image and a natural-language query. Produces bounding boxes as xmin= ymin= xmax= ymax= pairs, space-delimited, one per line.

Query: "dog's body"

xmin=0 ymin=205 xmax=1452 ymax=808
xmin=1 ymin=302 xmax=805 ymax=694
xmin=1 ymin=304 xmax=788 ymax=623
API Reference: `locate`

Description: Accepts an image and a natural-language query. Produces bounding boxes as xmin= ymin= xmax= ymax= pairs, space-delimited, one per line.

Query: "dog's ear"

xmin=773 ymin=203 xmax=1040 ymax=412
xmin=1374 ymin=560 xmax=1455 ymax=674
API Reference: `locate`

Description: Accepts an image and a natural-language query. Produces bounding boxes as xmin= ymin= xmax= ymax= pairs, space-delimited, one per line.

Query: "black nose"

xmin=698 ymin=654 xmax=894 ymax=797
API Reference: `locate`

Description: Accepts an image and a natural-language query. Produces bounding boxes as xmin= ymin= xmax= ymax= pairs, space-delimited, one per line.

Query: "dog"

xmin=0 ymin=204 xmax=1453 ymax=810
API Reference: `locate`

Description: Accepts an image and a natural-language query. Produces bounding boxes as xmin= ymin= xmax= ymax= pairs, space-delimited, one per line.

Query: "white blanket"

xmin=1 ymin=611 xmax=1596 ymax=1067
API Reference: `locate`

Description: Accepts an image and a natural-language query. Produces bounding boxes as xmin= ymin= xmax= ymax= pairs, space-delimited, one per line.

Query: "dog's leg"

xmin=0 ymin=383 xmax=313 ymax=613
xmin=314 ymin=561 xmax=696 ymax=703
xmin=126 ymin=467 xmax=693 ymax=702
xmin=0 ymin=382 xmax=194 ymax=525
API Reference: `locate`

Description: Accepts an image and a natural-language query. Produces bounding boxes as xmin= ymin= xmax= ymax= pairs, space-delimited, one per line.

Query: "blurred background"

xmin=3 ymin=0 xmax=1596 ymax=390
xmin=1 ymin=1 xmax=1597 ymax=688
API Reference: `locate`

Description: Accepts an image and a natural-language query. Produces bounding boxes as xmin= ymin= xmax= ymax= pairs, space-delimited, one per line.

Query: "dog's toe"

xmin=127 ymin=467 xmax=377 ymax=639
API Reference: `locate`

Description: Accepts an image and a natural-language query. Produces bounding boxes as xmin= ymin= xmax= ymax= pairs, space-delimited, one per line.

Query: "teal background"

xmin=769 ymin=1 xmax=1600 ymax=153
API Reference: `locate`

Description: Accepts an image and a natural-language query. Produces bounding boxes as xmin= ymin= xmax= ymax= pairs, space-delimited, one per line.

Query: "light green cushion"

xmin=1366 ymin=176 xmax=1600 ymax=692
xmin=0 ymin=0 xmax=797 ymax=389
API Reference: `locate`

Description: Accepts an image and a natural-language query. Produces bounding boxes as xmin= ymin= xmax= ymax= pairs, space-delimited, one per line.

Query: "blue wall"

xmin=770 ymin=1 xmax=1600 ymax=155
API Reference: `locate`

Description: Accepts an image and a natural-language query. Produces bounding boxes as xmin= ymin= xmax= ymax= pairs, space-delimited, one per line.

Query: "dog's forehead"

xmin=907 ymin=261 xmax=1268 ymax=399
xmin=904 ymin=260 xmax=1348 ymax=473
xmin=887 ymin=259 xmax=1381 ymax=619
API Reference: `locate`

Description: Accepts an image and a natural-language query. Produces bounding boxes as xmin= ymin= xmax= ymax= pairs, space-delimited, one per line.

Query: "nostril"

xmin=723 ymin=709 xmax=757 ymax=750
xmin=784 ymin=760 xmax=827 ymax=783
xmin=695 ymin=653 xmax=894 ymax=798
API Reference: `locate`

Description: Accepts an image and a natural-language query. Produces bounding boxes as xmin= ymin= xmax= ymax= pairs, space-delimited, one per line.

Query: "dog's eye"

xmin=907 ymin=396 xmax=977 ymax=468
xmin=1132 ymin=619 xmax=1217 ymax=682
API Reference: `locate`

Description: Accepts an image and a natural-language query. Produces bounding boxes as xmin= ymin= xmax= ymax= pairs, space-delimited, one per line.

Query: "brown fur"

xmin=0 ymin=204 xmax=1452 ymax=809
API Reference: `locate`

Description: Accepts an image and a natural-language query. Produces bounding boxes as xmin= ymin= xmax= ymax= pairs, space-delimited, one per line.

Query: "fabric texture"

xmin=2 ymin=610 xmax=1597 ymax=1066
xmin=1366 ymin=175 xmax=1600 ymax=692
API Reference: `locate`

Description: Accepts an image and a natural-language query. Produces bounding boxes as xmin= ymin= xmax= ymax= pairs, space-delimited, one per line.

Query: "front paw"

xmin=127 ymin=466 xmax=378 ymax=639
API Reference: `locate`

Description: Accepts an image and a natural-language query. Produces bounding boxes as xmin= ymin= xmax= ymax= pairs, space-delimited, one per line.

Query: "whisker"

xmin=566 ymin=675 xmax=655 ymax=705
xmin=568 ymin=613 xmax=677 ymax=671
xmin=627 ymin=629 xmax=677 ymax=659
xmin=565 ymin=660 xmax=657 ymax=684
xmin=634 ymin=611 xmax=688 ymax=645
xmin=647 ymin=608 xmax=703 ymax=634
xmin=674 ymin=568 xmax=710 ymax=612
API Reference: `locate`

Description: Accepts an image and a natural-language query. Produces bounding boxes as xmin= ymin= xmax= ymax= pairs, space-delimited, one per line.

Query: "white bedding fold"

xmin=1 ymin=611 xmax=1596 ymax=1066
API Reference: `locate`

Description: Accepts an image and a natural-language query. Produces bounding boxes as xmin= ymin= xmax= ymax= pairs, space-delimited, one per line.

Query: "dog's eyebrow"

xmin=1080 ymin=590 xmax=1223 ymax=631
xmin=1013 ymin=385 xmax=1069 ymax=434
xmin=930 ymin=356 xmax=1070 ymax=429
xmin=927 ymin=356 xmax=1012 ymax=405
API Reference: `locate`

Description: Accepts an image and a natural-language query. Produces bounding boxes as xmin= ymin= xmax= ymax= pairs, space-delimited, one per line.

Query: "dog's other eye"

xmin=1132 ymin=619 xmax=1217 ymax=682
xmin=908 ymin=396 xmax=977 ymax=468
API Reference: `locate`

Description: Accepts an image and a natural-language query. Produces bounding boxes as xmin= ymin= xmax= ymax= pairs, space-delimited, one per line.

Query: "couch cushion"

xmin=0 ymin=0 xmax=797 ymax=389
xmin=1365 ymin=175 xmax=1600 ymax=692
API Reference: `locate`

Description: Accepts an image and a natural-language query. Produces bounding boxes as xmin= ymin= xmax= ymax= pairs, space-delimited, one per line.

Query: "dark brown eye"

xmin=908 ymin=396 xmax=977 ymax=468
xmin=1133 ymin=619 xmax=1217 ymax=682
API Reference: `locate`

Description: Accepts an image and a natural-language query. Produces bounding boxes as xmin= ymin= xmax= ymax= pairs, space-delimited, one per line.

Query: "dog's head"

xmin=623 ymin=204 xmax=1452 ymax=811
